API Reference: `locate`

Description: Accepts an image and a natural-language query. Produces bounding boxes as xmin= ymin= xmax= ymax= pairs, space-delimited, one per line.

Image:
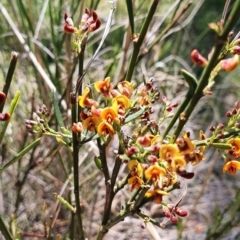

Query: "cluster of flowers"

xmin=72 ymin=77 xmax=132 ymax=137
xmin=64 ymin=9 xmax=101 ymax=53
xmin=24 ymin=10 xmax=240 ymax=225
xmin=211 ymin=101 xmax=240 ymax=175
xmin=73 ymin=74 xmax=240 ymax=223
xmin=73 ymin=77 xmax=209 ymax=222
xmin=25 ymin=105 xmax=50 ymax=134
xmin=191 ymin=31 xmax=240 ymax=72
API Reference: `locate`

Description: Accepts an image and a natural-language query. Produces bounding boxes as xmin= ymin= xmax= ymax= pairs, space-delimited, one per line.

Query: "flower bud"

xmin=137 ymin=135 xmax=151 ymax=147
xmin=225 ymin=111 xmax=232 ymax=118
xmin=81 ymin=8 xmax=91 ymax=23
xmin=234 ymin=101 xmax=240 ymax=109
xmin=164 ymin=211 xmax=171 ymax=218
xmin=217 ymin=123 xmax=224 ymax=129
xmin=64 ymin=13 xmax=76 ymax=34
xmin=171 ymin=102 xmax=178 ymax=108
xmin=64 ymin=13 xmax=74 ymax=26
xmin=161 ymin=95 xmax=168 ymax=105
xmin=89 ymin=19 xmax=101 ymax=32
xmin=231 ymin=46 xmax=240 ymax=55
xmin=220 ymin=54 xmax=239 ymax=72
xmin=64 ymin=24 xmax=76 ymax=34
xmin=170 ymin=215 xmax=178 ymax=223
xmin=126 ymin=146 xmax=139 ymax=156
xmin=92 ymin=11 xmax=98 ymax=22
xmin=141 ymin=223 xmax=146 ymax=229
xmin=0 ymin=113 xmax=10 ymax=121
xmin=147 ymin=155 xmax=158 ymax=163
xmin=191 ymin=49 xmax=208 ymax=67
xmin=72 ymin=122 xmax=83 ymax=133
xmin=217 ymin=133 xmax=224 ymax=139
xmin=166 ymin=106 xmax=172 ymax=112
xmin=209 ymin=126 xmax=216 ymax=131
xmin=175 ymin=208 xmax=188 ymax=217
xmin=0 ymin=91 xmax=6 ymax=105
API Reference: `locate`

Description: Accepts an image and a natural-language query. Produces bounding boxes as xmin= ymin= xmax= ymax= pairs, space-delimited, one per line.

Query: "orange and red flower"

xmin=176 ymin=132 xmax=195 ymax=155
xmin=112 ymin=95 xmax=130 ymax=116
xmin=145 ymin=164 xmax=166 ymax=182
xmin=226 ymin=138 xmax=240 ymax=158
xmin=223 ymin=160 xmax=240 ymax=175
xmin=191 ymin=49 xmax=208 ymax=67
xmin=145 ymin=188 xmax=168 ymax=204
xmin=117 ymin=81 xmax=134 ymax=98
xmin=220 ymin=54 xmax=239 ymax=72
xmin=128 ymin=160 xmax=143 ymax=177
xmin=128 ymin=176 xmax=144 ymax=191
xmin=72 ymin=122 xmax=83 ymax=133
xmin=78 ymin=87 xmax=98 ymax=108
xmin=160 ymin=144 xmax=180 ymax=160
xmin=82 ymin=116 xmax=101 ymax=132
xmin=94 ymin=77 xmax=113 ymax=97
xmin=97 ymin=121 xmax=115 ymax=137
xmin=100 ymin=107 xmax=118 ymax=124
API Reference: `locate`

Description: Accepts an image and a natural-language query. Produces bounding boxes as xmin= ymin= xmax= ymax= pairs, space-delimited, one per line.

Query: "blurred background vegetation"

xmin=0 ymin=0 xmax=240 ymax=239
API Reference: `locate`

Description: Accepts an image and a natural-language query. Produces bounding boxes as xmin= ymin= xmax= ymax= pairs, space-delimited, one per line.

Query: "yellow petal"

xmin=160 ymin=144 xmax=179 ymax=160
xmin=127 ymin=160 xmax=143 ymax=177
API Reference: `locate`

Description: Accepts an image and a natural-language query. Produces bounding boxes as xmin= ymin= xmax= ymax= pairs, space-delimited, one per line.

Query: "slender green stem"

xmin=195 ymin=129 xmax=240 ymax=147
xmin=14 ymin=149 xmax=35 ymax=212
xmin=97 ymin=139 xmax=111 ymax=226
xmin=137 ymin=210 xmax=161 ymax=227
xmin=110 ymin=132 xmax=125 ymax=195
xmin=173 ymin=0 xmax=240 ymax=139
xmin=0 ymin=137 xmax=41 ymax=173
xmin=126 ymin=0 xmax=160 ymax=81
xmin=114 ymin=174 xmax=130 ymax=193
xmin=71 ymin=100 xmax=85 ymax=239
xmin=96 ymin=188 xmax=152 ymax=240
xmin=0 ymin=52 xmax=18 ymax=113
xmin=133 ymin=188 xmax=149 ymax=209
xmin=137 ymin=1 xmax=191 ymax=64
xmin=96 ymin=208 xmax=132 ymax=240
xmin=69 ymin=13 xmax=87 ymax=238
xmin=74 ymin=1 xmax=116 ymax=95
xmin=125 ymin=0 xmax=135 ymax=35
xmin=111 ymin=148 xmax=123 ymax=192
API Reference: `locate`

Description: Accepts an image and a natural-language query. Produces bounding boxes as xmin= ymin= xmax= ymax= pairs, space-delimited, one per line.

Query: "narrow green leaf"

xmin=181 ymin=69 xmax=198 ymax=97
xmin=0 ymin=91 xmax=20 ymax=145
xmin=94 ymin=156 xmax=103 ymax=170
xmin=0 ymin=138 xmax=41 ymax=173
xmin=125 ymin=107 xmax=146 ymax=124
xmin=0 ymin=215 xmax=14 ymax=240
xmin=52 ymin=91 xmax=71 ymax=145
xmin=17 ymin=1 xmax=34 ymax=34
xmin=52 ymin=91 xmax=65 ymax=128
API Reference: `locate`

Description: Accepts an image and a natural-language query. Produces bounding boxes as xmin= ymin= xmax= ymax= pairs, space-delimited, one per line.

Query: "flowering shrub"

xmin=1 ymin=1 xmax=240 ymax=239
